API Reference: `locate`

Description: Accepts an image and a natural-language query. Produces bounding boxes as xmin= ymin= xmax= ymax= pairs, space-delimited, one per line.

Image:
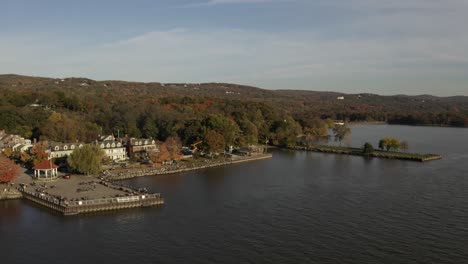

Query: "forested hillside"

xmin=1 ymin=74 xmax=467 ymax=147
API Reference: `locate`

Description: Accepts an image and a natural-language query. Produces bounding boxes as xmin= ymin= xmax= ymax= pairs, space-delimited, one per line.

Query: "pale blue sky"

xmin=1 ymin=0 xmax=467 ymax=96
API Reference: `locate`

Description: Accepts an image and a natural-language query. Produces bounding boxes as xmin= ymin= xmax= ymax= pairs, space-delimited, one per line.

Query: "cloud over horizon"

xmin=0 ymin=0 xmax=467 ymax=96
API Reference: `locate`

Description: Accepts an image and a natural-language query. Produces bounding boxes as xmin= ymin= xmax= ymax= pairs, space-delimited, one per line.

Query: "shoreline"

xmin=105 ymin=153 xmax=273 ymax=180
xmin=0 ymin=153 xmax=273 ymax=207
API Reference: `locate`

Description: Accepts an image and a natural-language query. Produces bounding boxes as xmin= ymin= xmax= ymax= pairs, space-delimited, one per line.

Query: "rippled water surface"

xmin=1 ymin=125 xmax=467 ymax=264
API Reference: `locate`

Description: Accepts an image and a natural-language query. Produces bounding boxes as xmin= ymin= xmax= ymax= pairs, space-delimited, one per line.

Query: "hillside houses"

xmin=0 ymin=131 xmax=161 ymax=163
xmin=0 ymin=131 xmax=32 ymax=152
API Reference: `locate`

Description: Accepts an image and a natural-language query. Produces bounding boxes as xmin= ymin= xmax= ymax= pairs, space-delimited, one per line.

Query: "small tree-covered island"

xmin=0 ymin=74 xmax=448 ymax=215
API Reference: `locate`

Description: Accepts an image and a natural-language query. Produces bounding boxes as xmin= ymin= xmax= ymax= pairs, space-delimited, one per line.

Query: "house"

xmin=0 ymin=134 xmax=32 ymax=152
xmin=124 ymin=138 xmax=158 ymax=158
xmin=47 ymin=142 xmax=84 ymax=159
xmin=12 ymin=143 xmax=32 ymax=153
xmin=96 ymin=136 xmax=127 ymax=161
xmin=99 ymin=135 xmax=116 ymax=141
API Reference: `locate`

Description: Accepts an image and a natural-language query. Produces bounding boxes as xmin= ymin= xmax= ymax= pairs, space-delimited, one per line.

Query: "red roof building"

xmin=33 ymin=160 xmax=59 ymax=179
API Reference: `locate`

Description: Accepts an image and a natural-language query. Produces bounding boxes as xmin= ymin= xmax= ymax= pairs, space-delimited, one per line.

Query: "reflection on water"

xmin=1 ymin=125 xmax=468 ymax=264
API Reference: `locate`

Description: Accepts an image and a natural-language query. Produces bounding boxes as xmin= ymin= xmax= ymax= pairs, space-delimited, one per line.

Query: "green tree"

xmin=203 ymin=115 xmax=240 ymax=146
xmin=67 ymin=145 xmax=105 ymax=175
xmin=236 ymin=118 xmax=259 ymax=146
xmin=271 ymin=116 xmax=303 ymax=147
xmin=141 ymin=117 xmax=159 ymax=138
xmin=378 ymin=139 xmax=386 ymax=150
xmin=362 ymin=142 xmax=374 ymax=155
xmin=332 ymin=124 xmax=351 ymax=146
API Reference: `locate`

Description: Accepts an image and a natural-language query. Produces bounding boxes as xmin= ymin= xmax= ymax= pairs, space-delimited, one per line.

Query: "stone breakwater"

xmin=106 ymin=154 xmax=273 ymax=180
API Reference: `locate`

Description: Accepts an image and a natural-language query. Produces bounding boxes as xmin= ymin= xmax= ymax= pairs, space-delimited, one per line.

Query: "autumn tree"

xmin=165 ymin=137 xmax=182 ymax=160
xmin=149 ymin=142 xmax=170 ymax=163
xmin=26 ymin=142 xmax=49 ymax=167
xmin=0 ymin=155 xmax=20 ymax=183
xmin=204 ymin=130 xmax=225 ymax=153
xmin=378 ymin=138 xmax=401 ymax=151
xmin=333 ymin=124 xmax=351 ymax=146
xmin=67 ymin=144 xmax=105 ymax=175
xmin=303 ymin=122 xmax=329 ymax=147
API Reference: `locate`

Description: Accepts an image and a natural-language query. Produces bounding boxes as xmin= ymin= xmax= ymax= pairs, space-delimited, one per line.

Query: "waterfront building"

xmin=125 ymin=138 xmax=159 ymax=158
xmin=96 ymin=135 xmax=128 ymax=161
xmin=47 ymin=142 xmax=84 ymax=159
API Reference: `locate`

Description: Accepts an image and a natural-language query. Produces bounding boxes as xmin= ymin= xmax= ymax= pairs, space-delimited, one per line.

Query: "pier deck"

xmin=11 ymin=173 xmax=163 ymax=215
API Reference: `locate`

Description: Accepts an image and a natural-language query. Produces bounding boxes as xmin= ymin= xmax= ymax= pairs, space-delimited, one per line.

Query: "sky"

xmin=1 ymin=0 xmax=467 ymax=96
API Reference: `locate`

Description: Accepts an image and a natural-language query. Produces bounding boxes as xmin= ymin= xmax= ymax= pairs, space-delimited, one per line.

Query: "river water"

xmin=1 ymin=125 xmax=467 ymax=264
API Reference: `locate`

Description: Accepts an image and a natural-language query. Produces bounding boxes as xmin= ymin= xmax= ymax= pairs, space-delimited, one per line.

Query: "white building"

xmin=98 ymin=140 xmax=127 ymax=161
xmin=47 ymin=142 xmax=84 ymax=159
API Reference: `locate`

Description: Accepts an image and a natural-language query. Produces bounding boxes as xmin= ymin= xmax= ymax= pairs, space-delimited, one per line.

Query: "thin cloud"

xmin=182 ymin=0 xmax=281 ymax=8
xmin=1 ymin=0 xmax=467 ymax=95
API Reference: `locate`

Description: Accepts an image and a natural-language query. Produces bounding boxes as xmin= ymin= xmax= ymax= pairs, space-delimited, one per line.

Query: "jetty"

xmin=291 ymin=145 xmax=442 ymax=162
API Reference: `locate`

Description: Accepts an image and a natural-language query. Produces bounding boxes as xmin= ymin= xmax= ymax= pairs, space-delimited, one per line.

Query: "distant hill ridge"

xmin=1 ymin=73 xmax=467 ymax=129
xmin=1 ymin=74 xmax=466 ymax=101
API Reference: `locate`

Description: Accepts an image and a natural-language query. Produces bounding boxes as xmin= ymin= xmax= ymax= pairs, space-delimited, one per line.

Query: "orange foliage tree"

xmin=148 ymin=137 xmax=182 ymax=164
xmin=148 ymin=142 xmax=170 ymax=164
xmin=165 ymin=137 xmax=182 ymax=160
xmin=0 ymin=155 xmax=21 ymax=183
xmin=29 ymin=142 xmax=49 ymax=166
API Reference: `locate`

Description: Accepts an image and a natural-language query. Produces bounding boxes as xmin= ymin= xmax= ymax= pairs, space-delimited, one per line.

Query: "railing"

xmin=66 ymin=193 xmax=162 ymax=206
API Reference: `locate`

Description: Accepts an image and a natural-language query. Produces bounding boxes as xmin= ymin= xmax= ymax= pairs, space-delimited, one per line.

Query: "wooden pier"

xmin=19 ymin=188 xmax=164 ymax=216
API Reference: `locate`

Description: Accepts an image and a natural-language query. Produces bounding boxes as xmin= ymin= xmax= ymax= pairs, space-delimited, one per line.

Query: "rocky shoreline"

xmin=105 ymin=154 xmax=273 ymax=180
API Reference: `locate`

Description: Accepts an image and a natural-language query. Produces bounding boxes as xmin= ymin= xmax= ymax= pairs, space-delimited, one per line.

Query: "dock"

xmin=290 ymin=145 xmax=442 ymax=162
xmin=6 ymin=173 xmax=164 ymax=216
xmin=20 ymin=188 xmax=163 ymax=216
